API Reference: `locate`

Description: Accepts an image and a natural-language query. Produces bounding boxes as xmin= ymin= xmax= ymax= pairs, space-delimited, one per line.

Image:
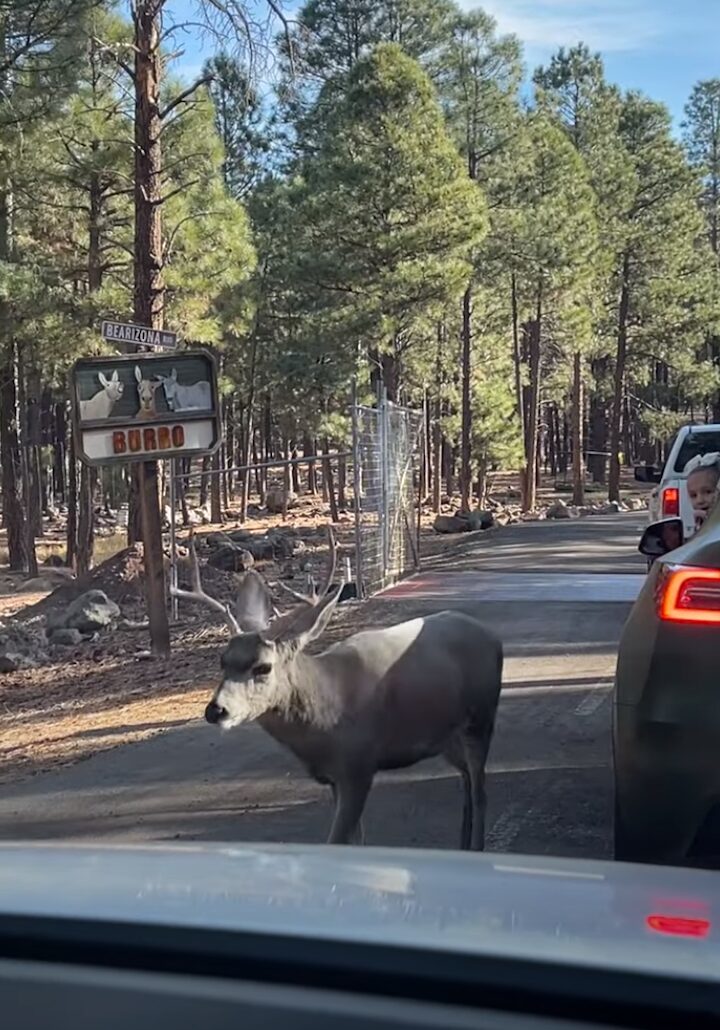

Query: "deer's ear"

xmin=112 ymin=370 xmax=119 ymax=381
xmin=135 ymin=366 xmax=142 ymax=382
xmin=268 ymin=587 xmax=341 ymax=649
xmin=98 ymin=372 xmax=109 ymax=387
xmin=235 ymin=570 xmax=273 ymax=632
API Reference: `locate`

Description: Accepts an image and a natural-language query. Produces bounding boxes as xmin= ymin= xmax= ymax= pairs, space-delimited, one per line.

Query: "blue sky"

xmin=168 ymin=0 xmax=720 ymax=126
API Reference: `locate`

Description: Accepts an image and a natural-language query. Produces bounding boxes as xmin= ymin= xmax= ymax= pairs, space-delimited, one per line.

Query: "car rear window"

xmin=674 ymin=431 xmax=720 ymax=472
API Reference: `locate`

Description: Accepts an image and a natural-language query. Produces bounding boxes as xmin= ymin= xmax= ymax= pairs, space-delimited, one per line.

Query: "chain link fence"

xmin=352 ymin=394 xmax=424 ymax=596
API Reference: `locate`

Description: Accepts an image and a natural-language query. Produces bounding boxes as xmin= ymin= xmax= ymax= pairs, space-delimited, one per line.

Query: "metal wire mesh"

xmin=353 ymin=397 xmax=423 ymax=596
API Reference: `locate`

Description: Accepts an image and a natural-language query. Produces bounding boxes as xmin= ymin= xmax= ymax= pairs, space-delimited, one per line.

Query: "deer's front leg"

xmin=328 ymin=772 xmax=373 ymax=845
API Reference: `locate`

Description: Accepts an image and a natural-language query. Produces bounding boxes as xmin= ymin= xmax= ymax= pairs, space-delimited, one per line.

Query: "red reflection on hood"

xmin=646 ymin=914 xmax=711 ymax=938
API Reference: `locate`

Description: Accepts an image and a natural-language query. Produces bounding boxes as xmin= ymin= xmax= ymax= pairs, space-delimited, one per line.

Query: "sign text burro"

xmin=71 ymin=350 xmax=220 ymax=466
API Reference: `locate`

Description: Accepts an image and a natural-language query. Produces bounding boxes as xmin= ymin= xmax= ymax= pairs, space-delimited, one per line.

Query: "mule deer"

xmin=79 ymin=370 xmax=124 ymax=420
xmin=172 ymin=529 xmax=502 ymax=849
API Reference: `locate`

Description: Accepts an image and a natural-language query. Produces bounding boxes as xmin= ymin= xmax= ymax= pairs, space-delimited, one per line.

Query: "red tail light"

xmin=658 ymin=566 xmax=720 ymax=623
xmin=662 ymin=487 xmax=680 ymax=517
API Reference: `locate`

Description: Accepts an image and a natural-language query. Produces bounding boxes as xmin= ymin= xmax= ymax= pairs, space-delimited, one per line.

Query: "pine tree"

xmin=607 ymin=94 xmax=710 ymax=501
xmin=439 ymin=7 xmax=522 ymax=508
xmin=290 ymin=42 xmax=488 ymax=402
xmin=501 ymin=113 xmax=598 ymax=511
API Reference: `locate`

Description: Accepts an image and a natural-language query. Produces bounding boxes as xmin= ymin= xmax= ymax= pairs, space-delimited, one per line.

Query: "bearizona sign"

xmin=71 ymin=350 xmax=220 ymax=466
xmin=101 ymin=319 xmax=178 ymax=350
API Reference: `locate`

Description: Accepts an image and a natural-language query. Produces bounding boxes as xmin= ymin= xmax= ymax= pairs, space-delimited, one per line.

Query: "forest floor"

xmin=0 ymin=469 xmax=648 ymax=787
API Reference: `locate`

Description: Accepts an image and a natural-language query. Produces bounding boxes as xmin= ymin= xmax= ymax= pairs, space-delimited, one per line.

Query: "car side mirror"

xmin=639 ymin=518 xmax=684 ymax=557
xmin=634 ymin=465 xmax=662 ymax=484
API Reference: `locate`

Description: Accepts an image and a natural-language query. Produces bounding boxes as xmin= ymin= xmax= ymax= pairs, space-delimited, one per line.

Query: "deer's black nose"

xmin=205 ymin=701 xmax=227 ymax=724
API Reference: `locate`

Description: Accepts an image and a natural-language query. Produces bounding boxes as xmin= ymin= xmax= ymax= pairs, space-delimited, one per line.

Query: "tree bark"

xmin=460 ymin=287 xmax=472 ymax=512
xmin=66 ymin=431 xmax=78 ymax=570
xmin=608 ymin=253 xmax=631 ymax=503
xmin=131 ymin=0 xmax=169 ymax=655
xmin=304 ymin=433 xmax=317 ymax=494
xmin=322 ymin=439 xmax=339 ymax=524
xmin=571 ymin=352 xmax=585 ymax=505
xmin=76 ymin=464 xmax=96 ymax=577
xmin=588 ymin=357 xmax=608 ymax=484
xmin=432 ymin=323 xmax=443 ymax=513
xmin=523 ymin=295 xmax=542 ymax=513
xmin=511 ymin=273 xmax=525 ymax=445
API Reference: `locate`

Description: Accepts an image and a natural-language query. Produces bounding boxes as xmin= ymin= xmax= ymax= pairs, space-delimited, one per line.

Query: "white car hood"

xmin=0 ymin=843 xmax=718 ymax=982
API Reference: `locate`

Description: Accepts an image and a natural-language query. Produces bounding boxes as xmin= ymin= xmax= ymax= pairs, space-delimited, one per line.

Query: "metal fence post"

xmin=379 ymin=387 xmax=389 ymax=589
xmin=169 ymin=458 xmax=178 ymax=622
xmin=351 ymin=386 xmax=365 ymax=599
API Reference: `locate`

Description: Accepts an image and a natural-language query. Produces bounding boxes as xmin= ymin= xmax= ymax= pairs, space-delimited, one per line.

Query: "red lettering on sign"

xmin=106 ymin=425 xmax=191 ymax=457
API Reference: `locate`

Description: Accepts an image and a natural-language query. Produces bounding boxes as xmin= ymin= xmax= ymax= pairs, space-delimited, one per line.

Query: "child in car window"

xmin=685 ymin=452 xmax=720 ymax=531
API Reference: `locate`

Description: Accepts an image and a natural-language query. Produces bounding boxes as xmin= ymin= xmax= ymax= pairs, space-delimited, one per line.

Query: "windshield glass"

xmin=2 ymin=0 xmax=720 ymax=939
xmin=674 ymin=433 xmax=720 ymax=473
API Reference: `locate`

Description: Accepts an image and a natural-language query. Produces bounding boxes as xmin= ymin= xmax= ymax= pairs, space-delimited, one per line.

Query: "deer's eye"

xmin=253 ymin=663 xmax=272 ymax=677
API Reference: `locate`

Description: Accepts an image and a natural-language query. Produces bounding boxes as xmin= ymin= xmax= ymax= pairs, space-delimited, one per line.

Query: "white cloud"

xmin=472 ymin=1 xmax=664 ymax=55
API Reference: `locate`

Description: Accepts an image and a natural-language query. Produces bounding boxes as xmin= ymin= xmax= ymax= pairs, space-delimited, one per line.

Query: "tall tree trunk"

xmin=608 ymin=254 xmax=631 ymax=503
xmin=571 ymin=352 xmax=585 ymax=505
xmin=130 ymin=0 xmax=169 ymax=655
xmin=76 ymin=464 xmax=97 ymax=577
xmin=16 ymin=345 xmax=37 ymax=576
xmin=337 ymin=454 xmax=347 ymax=509
xmin=53 ymin=400 xmax=67 ymax=503
xmin=304 ymin=433 xmax=317 ymax=494
xmin=66 ymin=431 xmax=78 ymax=570
xmin=460 ymin=287 xmax=472 ymax=511
xmin=511 ymin=273 xmax=525 ymax=445
xmin=523 ymin=294 xmax=542 ymax=513
xmin=239 ymin=337 xmax=259 ymax=522
xmin=432 ymin=323 xmax=443 ymax=513
xmin=199 ymin=455 xmax=211 ymax=507
xmin=0 ymin=183 xmax=26 ymax=569
xmin=322 ymin=439 xmax=339 ymax=524
xmin=210 ymin=446 xmax=222 ymax=523
xmin=588 ymin=357 xmax=608 ymax=484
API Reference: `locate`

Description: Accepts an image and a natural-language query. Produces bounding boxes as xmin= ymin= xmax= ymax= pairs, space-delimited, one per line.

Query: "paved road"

xmin=0 ymin=513 xmax=647 ymax=858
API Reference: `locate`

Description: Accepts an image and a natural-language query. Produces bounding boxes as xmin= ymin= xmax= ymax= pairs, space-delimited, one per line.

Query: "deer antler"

xmin=274 ymin=526 xmax=337 ymax=607
xmin=171 ymin=530 xmax=241 ymax=636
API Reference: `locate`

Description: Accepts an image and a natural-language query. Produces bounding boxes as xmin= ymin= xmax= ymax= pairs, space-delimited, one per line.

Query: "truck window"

xmin=674 ymin=431 xmax=720 ymax=472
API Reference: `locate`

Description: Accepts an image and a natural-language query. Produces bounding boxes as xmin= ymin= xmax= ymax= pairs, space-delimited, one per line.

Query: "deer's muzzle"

xmin=205 ymin=700 xmax=227 ymax=725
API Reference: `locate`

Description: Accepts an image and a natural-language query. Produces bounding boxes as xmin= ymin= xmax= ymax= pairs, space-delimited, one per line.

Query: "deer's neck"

xmin=267 ymin=651 xmax=341 ymax=729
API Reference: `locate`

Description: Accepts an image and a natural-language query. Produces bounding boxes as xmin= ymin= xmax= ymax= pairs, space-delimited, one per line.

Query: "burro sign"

xmin=71 ymin=350 xmax=220 ymax=466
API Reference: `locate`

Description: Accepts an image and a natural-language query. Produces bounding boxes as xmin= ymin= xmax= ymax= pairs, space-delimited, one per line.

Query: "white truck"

xmin=637 ymin=423 xmax=720 ymax=540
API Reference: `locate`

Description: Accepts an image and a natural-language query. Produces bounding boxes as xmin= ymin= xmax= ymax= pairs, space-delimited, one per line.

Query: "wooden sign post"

xmin=71 ymin=350 xmax=220 ymax=655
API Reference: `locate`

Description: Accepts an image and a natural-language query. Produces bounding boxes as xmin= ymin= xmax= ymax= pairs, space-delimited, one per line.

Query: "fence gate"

xmin=352 ymin=392 xmax=424 ymax=596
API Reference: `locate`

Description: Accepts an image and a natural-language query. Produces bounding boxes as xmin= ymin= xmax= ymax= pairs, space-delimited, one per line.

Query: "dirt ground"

xmin=0 ymin=470 xmax=645 ymax=786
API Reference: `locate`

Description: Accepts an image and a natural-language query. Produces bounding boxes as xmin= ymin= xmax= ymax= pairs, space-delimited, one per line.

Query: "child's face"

xmin=687 ymin=468 xmax=720 ymax=513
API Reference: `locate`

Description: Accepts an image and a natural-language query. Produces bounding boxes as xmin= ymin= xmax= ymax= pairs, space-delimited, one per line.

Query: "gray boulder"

xmin=207 ymin=544 xmax=255 ymax=572
xmin=265 ymin=489 xmax=297 ymax=514
xmin=48 ymin=589 xmax=120 ymax=634
xmin=205 ymin=531 xmax=235 ymax=550
xmin=0 ymin=654 xmax=18 ymax=673
xmin=546 ymin=500 xmax=571 ymax=520
xmin=48 ymin=627 xmax=84 ymax=647
xmin=228 ymin=529 xmax=254 ymax=544
xmin=433 ymin=510 xmax=494 ymax=534
xmin=464 ymin=509 xmax=494 ymax=532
